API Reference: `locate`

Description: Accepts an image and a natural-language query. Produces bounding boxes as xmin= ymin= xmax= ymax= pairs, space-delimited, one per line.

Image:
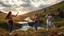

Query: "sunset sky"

xmin=0 ymin=0 xmax=63 ymax=15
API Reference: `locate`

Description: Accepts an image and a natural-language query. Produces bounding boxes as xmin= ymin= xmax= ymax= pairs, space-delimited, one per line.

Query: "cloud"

xmin=0 ymin=0 xmax=63 ymax=12
xmin=0 ymin=2 xmax=11 ymax=7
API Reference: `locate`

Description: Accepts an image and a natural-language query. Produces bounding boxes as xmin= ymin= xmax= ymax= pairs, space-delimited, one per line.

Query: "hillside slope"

xmin=24 ymin=1 xmax=64 ymax=17
xmin=24 ymin=1 xmax=64 ymax=26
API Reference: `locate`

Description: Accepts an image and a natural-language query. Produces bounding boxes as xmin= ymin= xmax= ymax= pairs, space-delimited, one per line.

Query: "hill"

xmin=23 ymin=1 xmax=64 ymax=27
xmin=0 ymin=11 xmax=7 ymax=22
xmin=24 ymin=1 xmax=64 ymax=17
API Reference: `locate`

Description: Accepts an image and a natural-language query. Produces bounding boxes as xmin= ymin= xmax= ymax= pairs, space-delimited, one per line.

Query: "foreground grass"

xmin=0 ymin=28 xmax=64 ymax=36
xmin=0 ymin=28 xmax=9 ymax=36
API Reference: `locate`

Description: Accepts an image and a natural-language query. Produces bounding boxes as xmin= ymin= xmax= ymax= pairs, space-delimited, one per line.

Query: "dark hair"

xmin=57 ymin=8 xmax=61 ymax=11
xmin=34 ymin=13 xmax=38 ymax=16
xmin=48 ymin=13 xmax=52 ymax=16
xmin=5 ymin=11 xmax=12 ymax=19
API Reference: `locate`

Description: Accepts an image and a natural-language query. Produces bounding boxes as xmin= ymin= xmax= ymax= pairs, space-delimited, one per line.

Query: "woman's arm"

xmin=12 ymin=12 xmax=19 ymax=17
xmin=45 ymin=14 xmax=48 ymax=17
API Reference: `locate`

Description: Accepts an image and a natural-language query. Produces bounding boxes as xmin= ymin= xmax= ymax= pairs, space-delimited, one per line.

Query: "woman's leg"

xmin=34 ymin=20 xmax=38 ymax=32
xmin=52 ymin=23 xmax=55 ymax=29
xmin=48 ymin=21 xmax=52 ymax=28
xmin=49 ymin=21 xmax=55 ymax=29
xmin=8 ymin=20 xmax=13 ymax=33
xmin=35 ymin=24 xmax=38 ymax=32
xmin=9 ymin=25 xmax=12 ymax=33
xmin=47 ymin=20 xmax=49 ymax=29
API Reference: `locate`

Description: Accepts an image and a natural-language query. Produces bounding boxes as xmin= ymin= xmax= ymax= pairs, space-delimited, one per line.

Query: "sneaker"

xmin=9 ymin=33 xmax=12 ymax=36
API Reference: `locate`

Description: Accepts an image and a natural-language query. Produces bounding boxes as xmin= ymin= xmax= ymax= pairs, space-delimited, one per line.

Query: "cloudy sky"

xmin=0 ymin=0 xmax=63 ymax=14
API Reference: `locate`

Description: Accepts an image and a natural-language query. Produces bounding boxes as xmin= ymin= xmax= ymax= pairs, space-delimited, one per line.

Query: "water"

xmin=18 ymin=22 xmax=45 ymax=31
xmin=18 ymin=22 xmax=32 ymax=30
xmin=15 ymin=17 xmax=44 ymax=30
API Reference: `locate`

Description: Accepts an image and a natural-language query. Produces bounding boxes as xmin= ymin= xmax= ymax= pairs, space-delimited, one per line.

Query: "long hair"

xmin=32 ymin=13 xmax=38 ymax=19
xmin=57 ymin=8 xmax=61 ymax=11
xmin=34 ymin=13 xmax=38 ymax=17
xmin=5 ymin=11 xmax=12 ymax=19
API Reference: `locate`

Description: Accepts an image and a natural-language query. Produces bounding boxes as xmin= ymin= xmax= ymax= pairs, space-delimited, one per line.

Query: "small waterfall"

xmin=18 ymin=22 xmax=31 ymax=30
xmin=17 ymin=17 xmax=44 ymax=30
xmin=17 ymin=17 xmax=33 ymax=30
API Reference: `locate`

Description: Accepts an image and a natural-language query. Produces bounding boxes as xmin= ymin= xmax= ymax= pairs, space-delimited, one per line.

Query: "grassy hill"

xmin=24 ymin=1 xmax=64 ymax=17
xmin=24 ymin=1 xmax=64 ymax=27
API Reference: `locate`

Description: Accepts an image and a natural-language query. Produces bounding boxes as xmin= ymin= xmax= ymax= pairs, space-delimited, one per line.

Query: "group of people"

xmin=5 ymin=8 xmax=64 ymax=35
xmin=33 ymin=12 xmax=55 ymax=32
xmin=5 ymin=11 xmax=54 ymax=34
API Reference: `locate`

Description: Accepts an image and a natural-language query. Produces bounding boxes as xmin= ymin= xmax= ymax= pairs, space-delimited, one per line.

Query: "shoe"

xmin=9 ymin=33 xmax=12 ymax=36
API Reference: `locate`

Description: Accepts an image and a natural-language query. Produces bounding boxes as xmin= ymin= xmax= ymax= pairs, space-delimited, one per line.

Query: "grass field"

xmin=0 ymin=1 xmax=64 ymax=36
xmin=0 ymin=28 xmax=64 ymax=36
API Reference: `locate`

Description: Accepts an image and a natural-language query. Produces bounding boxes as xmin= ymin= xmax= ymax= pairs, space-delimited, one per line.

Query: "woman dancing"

xmin=5 ymin=11 xmax=19 ymax=34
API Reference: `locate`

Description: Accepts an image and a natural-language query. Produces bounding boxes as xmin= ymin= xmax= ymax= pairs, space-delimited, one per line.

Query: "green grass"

xmin=0 ymin=1 xmax=64 ymax=35
xmin=0 ymin=28 xmax=64 ymax=36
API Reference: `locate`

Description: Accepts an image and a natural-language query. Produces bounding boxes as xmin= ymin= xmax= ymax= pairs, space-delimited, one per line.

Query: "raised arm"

xmin=12 ymin=12 xmax=19 ymax=17
xmin=45 ymin=14 xmax=48 ymax=17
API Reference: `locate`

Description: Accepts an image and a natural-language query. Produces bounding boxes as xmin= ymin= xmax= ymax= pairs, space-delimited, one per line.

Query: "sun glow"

xmin=3 ymin=11 xmax=28 ymax=15
xmin=11 ymin=11 xmax=28 ymax=15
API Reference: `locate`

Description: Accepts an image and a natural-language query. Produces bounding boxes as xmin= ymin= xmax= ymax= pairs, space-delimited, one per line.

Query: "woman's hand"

xmin=16 ymin=12 xmax=19 ymax=16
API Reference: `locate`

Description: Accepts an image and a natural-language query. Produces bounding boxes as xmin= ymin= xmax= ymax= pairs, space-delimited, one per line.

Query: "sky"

xmin=0 ymin=0 xmax=63 ymax=15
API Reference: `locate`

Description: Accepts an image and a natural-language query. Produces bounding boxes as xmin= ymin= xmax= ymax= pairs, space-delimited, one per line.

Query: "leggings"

xmin=35 ymin=24 xmax=38 ymax=31
xmin=8 ymin=20 xmax=13 ymax=33
xmin=34 ymin=20 xmax=39 ymax=31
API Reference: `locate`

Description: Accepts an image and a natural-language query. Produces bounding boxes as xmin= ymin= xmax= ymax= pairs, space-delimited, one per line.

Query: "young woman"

xmin=45 ymin=13 xmax=53 ymax=30
xmin=33 ymin=13 xmax=39 ymax=32
xmin=5 ymin=11 xmax=19 ymax=33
